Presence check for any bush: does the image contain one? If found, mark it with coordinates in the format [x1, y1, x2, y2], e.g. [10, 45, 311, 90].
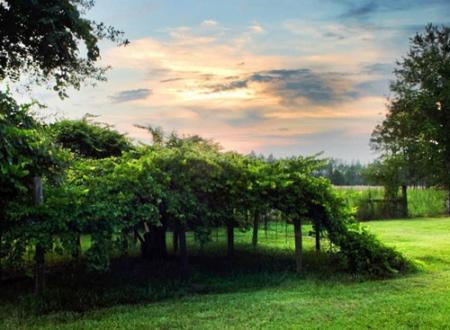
[334, 226, 411, 277]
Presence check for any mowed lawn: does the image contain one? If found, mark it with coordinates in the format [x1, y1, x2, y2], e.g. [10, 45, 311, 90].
[2, 218, 450, 329]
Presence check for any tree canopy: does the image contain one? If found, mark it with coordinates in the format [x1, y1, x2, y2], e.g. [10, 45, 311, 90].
[0, 0, 127, 97]
[51, 116, 132, 158]
[371, 24, 450, 208]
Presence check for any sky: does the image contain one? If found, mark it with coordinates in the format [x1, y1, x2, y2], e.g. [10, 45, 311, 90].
[24, 0, 450, 161]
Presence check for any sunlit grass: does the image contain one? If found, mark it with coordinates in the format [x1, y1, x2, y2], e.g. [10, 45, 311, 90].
[1, 217, 450, 329]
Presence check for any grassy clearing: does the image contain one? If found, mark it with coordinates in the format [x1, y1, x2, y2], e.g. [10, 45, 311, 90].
[1, 218, 450, 329]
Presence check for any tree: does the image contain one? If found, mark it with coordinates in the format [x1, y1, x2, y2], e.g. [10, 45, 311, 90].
[0, 0, 127, 98]
[371, 24, 450, 212]
[364, 156, 409, 218]
[0, 91, 67, 290]
[51, 116, 132, 159]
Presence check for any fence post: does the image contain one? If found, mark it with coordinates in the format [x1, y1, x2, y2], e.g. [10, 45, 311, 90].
[401, 185, 408, 217]
[33, 176, 45, 295]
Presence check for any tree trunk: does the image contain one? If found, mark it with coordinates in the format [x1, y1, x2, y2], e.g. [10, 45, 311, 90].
[178, 224, 189, 279]
[264, 213, 268, 239]
[141, 225, 168, 260]
[447, 184, 450, 215]
[121, 229, 129, 257]
[401, 185, 408, 218]
[33, 176, 45, 295]
[0, 227, 3, 281]
[227, 222, 234, 258]
[315, 227, 320, 252]
[252, 210, 259, 248]
[173, 229, 179, 253]
[293, 217, 303, 273]
[34, 245, 45, 295]
[73, 233, 81, 259]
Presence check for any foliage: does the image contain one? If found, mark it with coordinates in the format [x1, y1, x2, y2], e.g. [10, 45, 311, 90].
[334, 225, 409, 276]
[0, 91, 69, 271]
[364, 155, 408, 200]
[2, 112, 411, 286]
[371, 24, 450, 196]
[0, 0, 128, 97]
[51, 116, 132, 159]
[318, 158, 368, 186]
[339, 186, 448, 220]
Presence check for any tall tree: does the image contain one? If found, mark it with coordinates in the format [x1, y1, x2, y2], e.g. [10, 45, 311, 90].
[371, 24, 450, 211]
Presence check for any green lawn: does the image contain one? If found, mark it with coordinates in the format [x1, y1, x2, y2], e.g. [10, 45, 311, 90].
[2, 217, 450, 329]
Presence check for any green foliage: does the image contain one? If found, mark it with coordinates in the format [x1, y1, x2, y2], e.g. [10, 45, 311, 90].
[318, 158, 367, 185]
[0, 0, 128, 97]
[0, 91, 68, 268]
[339, 186, 448, 219]
[51, 116, 132, 159]
[408, 188, 448, 217]
[334, 225, 410, 276]
[2, 107, 410, 279]
[371, 24, 450, 192]
[364, 156, 408, 200]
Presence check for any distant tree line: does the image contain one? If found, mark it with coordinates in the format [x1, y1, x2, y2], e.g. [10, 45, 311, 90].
[316, 159, 368, 186]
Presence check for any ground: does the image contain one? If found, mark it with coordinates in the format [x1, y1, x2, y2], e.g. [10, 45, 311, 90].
[1, 217, 450, 329]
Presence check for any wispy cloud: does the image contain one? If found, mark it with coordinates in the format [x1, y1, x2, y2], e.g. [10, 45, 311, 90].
[110, 88, 152, 103]
[204, 69, 353, 105]
[249, 23, 265, 33]
[201, 19, 218, 27]
[340, 1, 378, 19]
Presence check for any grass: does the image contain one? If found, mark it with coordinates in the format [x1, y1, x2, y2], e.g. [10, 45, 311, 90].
[1, 218, 450, 329]
[338, 186, 448, 219]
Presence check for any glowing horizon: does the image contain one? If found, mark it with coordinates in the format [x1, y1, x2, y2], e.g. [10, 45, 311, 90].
[17, 0, 450, 161]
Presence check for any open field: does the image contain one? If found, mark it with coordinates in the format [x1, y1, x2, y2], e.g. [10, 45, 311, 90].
[1, 217, 450, 329]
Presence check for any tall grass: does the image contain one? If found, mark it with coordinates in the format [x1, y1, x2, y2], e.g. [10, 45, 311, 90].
[337, 186, 448, 219]
[408, 188, 448, 217]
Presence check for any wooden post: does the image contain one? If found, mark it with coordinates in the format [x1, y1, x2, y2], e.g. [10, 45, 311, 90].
[315, 227, 321, 252]
[264, 213, 268, 239]
[173, 229, 179, 253]
[252, 210, 259, 248]
[0, 224, 3, 281]
[227, 222, 234, 258]
[401, 185, 408, 218]
[178, 224, 189, 279]
[447, 184, 450, 215]
[73, 234, 81, 259]
[293, 217, 303, 273]
[33, 176, 45, 295]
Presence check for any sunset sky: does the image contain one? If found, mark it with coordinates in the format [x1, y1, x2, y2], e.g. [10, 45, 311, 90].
[28, 0, 450, 161]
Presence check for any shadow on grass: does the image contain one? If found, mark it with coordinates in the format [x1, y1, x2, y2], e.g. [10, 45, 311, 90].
[0, 245, 351, 314]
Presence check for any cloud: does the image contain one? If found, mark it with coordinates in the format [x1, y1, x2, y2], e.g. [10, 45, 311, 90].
[201, 19, 218, 27]
[340, 1, 378, 19]
[361, 62, 394, 75]
[225, 109, 268, 127]
[160, 77, 183, 83]
[353, 79, 390, 97]
[339, 0, 450, 20]
[249, 23, 265, 33]
[203, 68, 352, 105]
[110, 88, 152, 103]
[101, 27, 392, 160]
[206, 80, 248, 93]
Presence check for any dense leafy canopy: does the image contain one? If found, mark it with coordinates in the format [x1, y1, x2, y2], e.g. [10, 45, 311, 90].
[0, 0, 127, 97]
[51, 117, 132, 158]
[0, 117, 409, 278]
[371, 24, 450, 197]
